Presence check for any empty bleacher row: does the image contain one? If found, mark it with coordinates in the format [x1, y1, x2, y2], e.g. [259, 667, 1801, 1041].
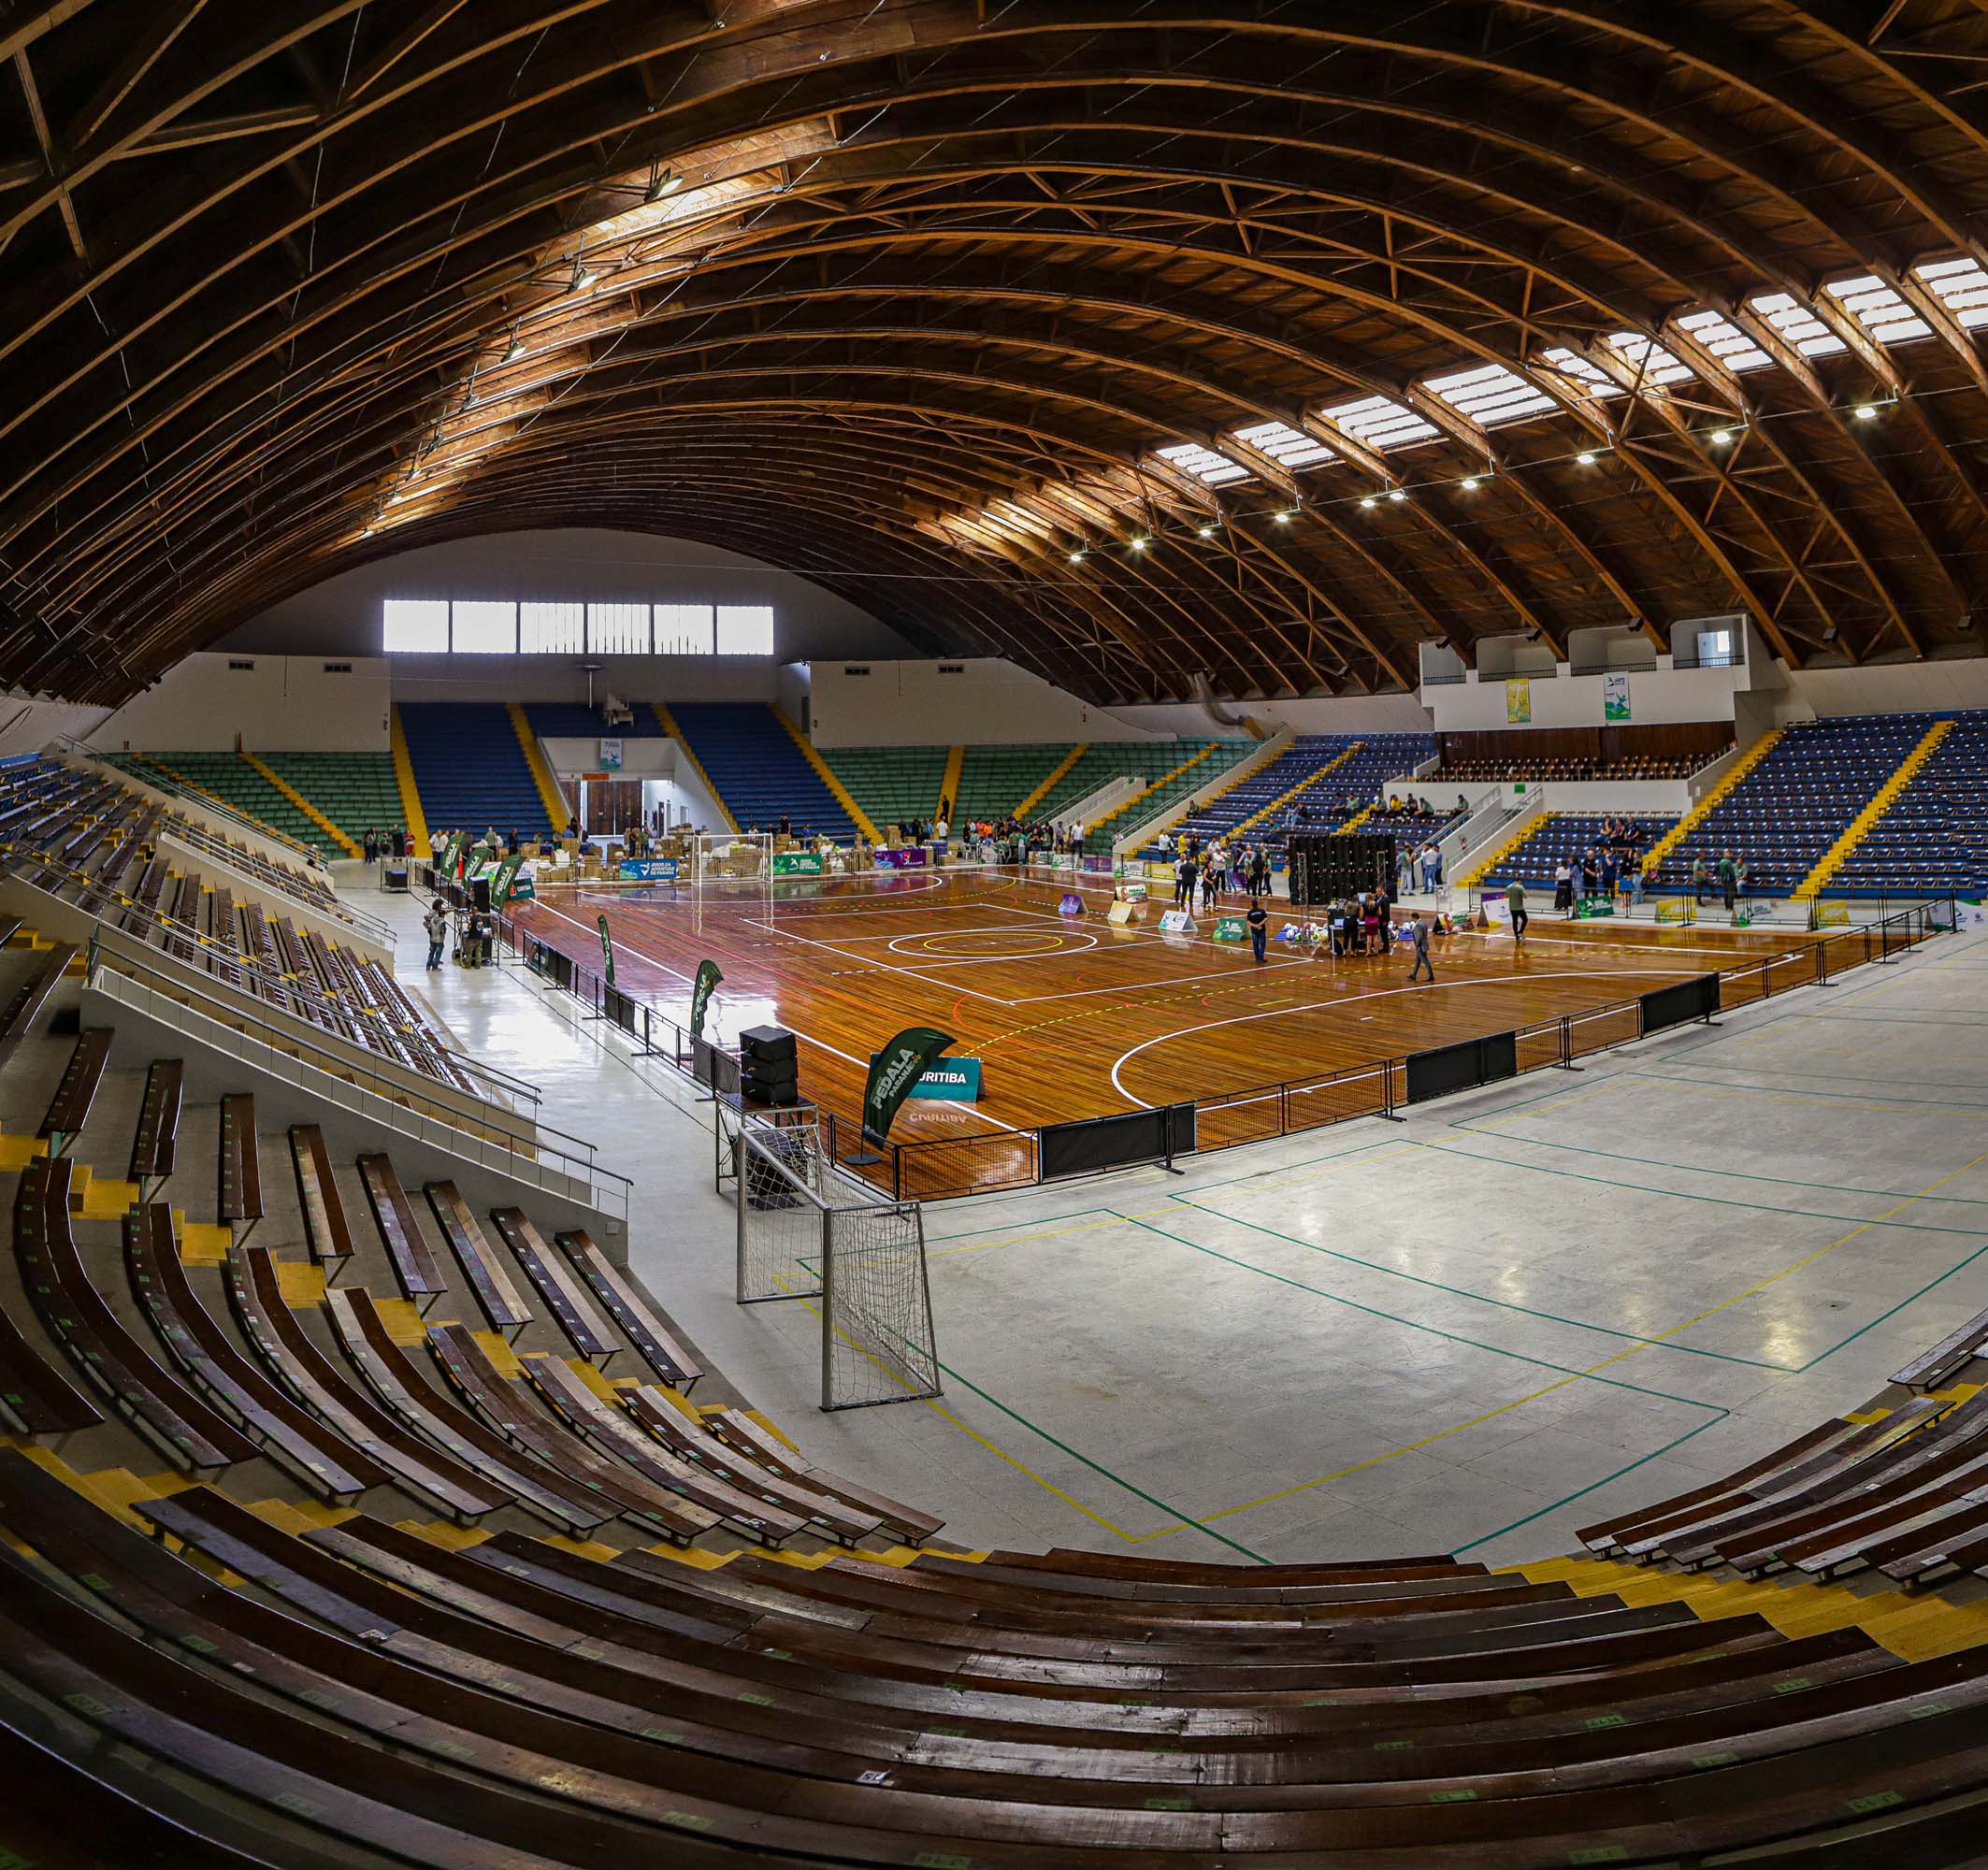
[1657, 714, 1934, 899]
[0, 756, 476, 1097]
[1831, 711, 1988, 899]
[1161, 733, 1358, 852]
[820, 743, 950, 833]
[668, 701, 857, 840]
[954, 742, 1080, 821]
[261, 751, 405, 848]
[397, 702, 556, 843]
[1433, 751, 1721, 783]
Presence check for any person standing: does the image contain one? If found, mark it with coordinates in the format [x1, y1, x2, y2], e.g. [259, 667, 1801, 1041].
[423, 898, 448, 971]
[1406, 912, 1435, 984]
[1175, 851, 1196, 911]
[1246, 895, 1269, 965]
[1719, 848, 1738, 912]
[1553, 858, 1573, 915]
[1693, 856, 1711, 905]
[1506, 877, 1529, 944]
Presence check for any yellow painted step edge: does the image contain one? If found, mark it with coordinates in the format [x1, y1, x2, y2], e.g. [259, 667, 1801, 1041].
[387, 706, 432, 859]
[653, 702, 740, 834]
[506, 702, 573, 834]
[237, 749, 361, 857]
[769, 702, 880, 844]
[1013, 744, 1088, 819]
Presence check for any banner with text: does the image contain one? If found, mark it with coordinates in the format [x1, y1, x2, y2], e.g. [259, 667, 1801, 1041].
[861, 1027, 956, 1144]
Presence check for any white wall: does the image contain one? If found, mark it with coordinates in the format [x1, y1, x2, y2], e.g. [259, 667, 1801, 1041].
[805, 658, 1171, 747]
[88, 654, 391, 752]
[221, 527, 915, 664]
[1779, 654, 1988, 720]
[1424, 661, 1751, 731]
[0, 691, 112, 755]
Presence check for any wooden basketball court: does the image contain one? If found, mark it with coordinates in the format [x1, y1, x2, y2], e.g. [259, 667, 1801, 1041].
[511, 866, 1823, 1157]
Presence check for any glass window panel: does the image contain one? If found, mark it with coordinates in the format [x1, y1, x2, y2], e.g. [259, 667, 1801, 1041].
[519, 601, 583, 654]
[585, 602, 649, 654]
[714, 606, 774, 656]
[382, 599, 449, 654]
[653, 604, 714, 655]
[450, 600, 516, 654]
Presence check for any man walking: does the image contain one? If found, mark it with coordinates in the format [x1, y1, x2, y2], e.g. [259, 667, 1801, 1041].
[1506, 877, 1529, 944]
[423, 898, 448, 971]
[1246, 895, 1269, 965]
[1406, 912, 1435, 984]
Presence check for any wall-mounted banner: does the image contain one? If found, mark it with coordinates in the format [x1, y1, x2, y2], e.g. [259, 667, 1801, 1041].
[1603, 669, 1632, 722]
[872, 846, 929, 870]
[689, 957, 723, 1038]
[771, 850, 824, 876]
[1059, 892, 1085, 916]
[596, 913, 615, 988]
[872, 1053, 983, 1101]
[599, 736, 623, 771]
[617, 856, 679, 882]
[862, 1027, 956, 1143]
[1506, 677, 1532, 725]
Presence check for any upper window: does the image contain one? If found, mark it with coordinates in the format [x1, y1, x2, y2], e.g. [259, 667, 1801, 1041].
[715, 606, 774, 656]
[450, 600, 517, 654]
[585, 603, 649, 654]
[654, 604, 714, 655]
[382, 599, 449, 654]
[519, 601, 584, 654]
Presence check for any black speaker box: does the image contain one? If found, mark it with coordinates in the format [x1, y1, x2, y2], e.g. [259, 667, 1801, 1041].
[740, 1025, 797, 1065]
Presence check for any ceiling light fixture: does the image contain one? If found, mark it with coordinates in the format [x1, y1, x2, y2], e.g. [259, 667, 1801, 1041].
[1853, 402, 1879, 421]
[569, 255, 598, 293]
[1130, 537, 1149, 551]
[1274, 508, 1292, 524]
[501, 326, 524, 363]
[1710, 426, 1736, 445]
[1198, 524, 1217, 538]
[1576, 450, 1597, 466]
[1360, 495, 1377, 509]
[1387, 486, 1406, 502]
[645, 163, 682, 204]
[1069, 548, 1087, 563]
[1461, 475, 1480, 491]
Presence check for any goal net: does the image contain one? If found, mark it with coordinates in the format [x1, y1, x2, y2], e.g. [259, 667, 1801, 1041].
[690, 830, 773, 933]
[734, 1122, 941, 1411]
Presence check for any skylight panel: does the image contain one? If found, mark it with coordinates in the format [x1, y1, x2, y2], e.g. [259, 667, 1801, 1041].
[1674, 309, 1774, 373]
[1606, 332, 1694, 386]
[1916, 256, 1988, 329]
[1231, 420, 1334, 469]
[1749, 292, 1847, 357]
[654, 604, 714, 655]
[714, 606, 774, 657]
[1420, 362, 1557, 427]
[1155, 441, 1253, 486]
[519, 601, 584, 654]
[1537, 347, 1625, 398]
[585, 602, 650, 655]
[450, 600, 517, 654]
[1823, 274, 1931, 347]
[1320, 395, 1440, 451]
[382, 599, 449, 654]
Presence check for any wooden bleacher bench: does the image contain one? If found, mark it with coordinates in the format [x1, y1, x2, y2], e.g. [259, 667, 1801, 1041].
[122, 1202, 380, 1503]
[554, 1229, 701, 1391]
[225, 1246, 497, 1523]
[422, 1180, 531, 1334]
[37, 1025, 111, 1151]
[619, 1384, 881, 1544]
[323, 1287, 611, 1536]
[426, 1325, 720, 1545]
[354, 1154, 446, 1311]
[127, 1056, 182, 1187]
[1893, 1302, 1988, 1391]
[704, 1404, 945, 1545]
[13, 1157, 251, 1472]
[487, 1205, 616, 1364]
[217, 1092, 262, 1233]
[517, 1354, 796, 1544]
[0, 942, 76, 1072]
[287, 1123, 353, 1273]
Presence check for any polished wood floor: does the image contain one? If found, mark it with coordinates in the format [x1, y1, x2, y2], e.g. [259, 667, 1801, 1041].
[511, 867, 1825, 1145]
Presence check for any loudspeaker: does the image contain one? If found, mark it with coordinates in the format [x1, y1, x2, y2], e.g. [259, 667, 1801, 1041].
[1288, 833, 1397, 906]
[471, 877, 492, 912]
[740, 1026, 797, 1065]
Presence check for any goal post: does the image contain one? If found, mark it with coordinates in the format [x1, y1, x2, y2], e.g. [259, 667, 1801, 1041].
[733, 1122, 941, 1411]
[690, 829, 773, 931]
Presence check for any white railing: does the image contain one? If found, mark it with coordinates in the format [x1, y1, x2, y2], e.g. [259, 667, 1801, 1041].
[1445, 785, 1543, 877]
[84, 943, 627, 1222]
[1112, 726, 1294, 856]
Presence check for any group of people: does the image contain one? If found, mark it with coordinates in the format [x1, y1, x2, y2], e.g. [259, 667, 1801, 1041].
[1167, 836, 1275, 909]
[1691, 849, 1750, 910]
[360, 827, 411, 862]
[421, 895, 495, 971]
[1395, 840, 1447, 896]
[1549, 818, 1654, 913]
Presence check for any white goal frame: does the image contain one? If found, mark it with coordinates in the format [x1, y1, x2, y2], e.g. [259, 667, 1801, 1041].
[689, 830, 773, 931]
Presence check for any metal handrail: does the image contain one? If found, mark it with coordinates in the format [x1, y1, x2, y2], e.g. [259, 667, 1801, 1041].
[57, 737, 325, 865]
[84, 935, 621, 1203]
[4, 845, 536, 1108]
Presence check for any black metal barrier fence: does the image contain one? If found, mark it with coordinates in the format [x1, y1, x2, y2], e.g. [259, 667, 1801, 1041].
[499, 897, 1957, 1203]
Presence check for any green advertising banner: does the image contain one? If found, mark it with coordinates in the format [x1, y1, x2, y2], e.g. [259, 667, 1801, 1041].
[596, 913, 615, 988]
[861, 1027, 955, 1144]
[489, 852, 528, 905]
[439, 830, 465, 878]
[771, 850, 824, 877]
[689, 958, 723, 1038]
[1212, 914, 1247, 943]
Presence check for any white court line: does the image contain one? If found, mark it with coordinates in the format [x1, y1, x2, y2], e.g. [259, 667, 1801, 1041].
[524, 902, 1010, 1129]
[1107, 969, 1704, 1108]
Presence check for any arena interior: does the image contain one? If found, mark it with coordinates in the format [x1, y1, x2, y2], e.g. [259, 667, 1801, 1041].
[9, 3, 1988, 1863]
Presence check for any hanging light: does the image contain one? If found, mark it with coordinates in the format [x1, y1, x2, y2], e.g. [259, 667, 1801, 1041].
[1197, 524, 1217, 538]
[1360, 495, 1377, 509]
[1461, 475, 1480, 491]
[1576, 450, 1597, 466]
[1853, 402, 1879, 421]
[569, 255, 598, 293]
[1274, 508, 1293, 524]
[1387, 486, 1406, 503]
[1130, 536, 1149, 551]
[1069, 548, 1087, 563]
[1710, 426, 1735, 446]
[501, 325, 524, 363]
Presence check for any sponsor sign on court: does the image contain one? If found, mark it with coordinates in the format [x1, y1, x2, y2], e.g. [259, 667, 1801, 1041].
[1059, 892, 1085, 916]
[1159, 910, 1196, 934]
[872, 846, 929, 870]
[870, 1053, 983, 1100]
[1212, 914, 1247, 942]
[617, 857, 679, 881]
[1107, 900, 1142, 925]
[771, 851, 824, 876]
[1115, 881, 1148, 902]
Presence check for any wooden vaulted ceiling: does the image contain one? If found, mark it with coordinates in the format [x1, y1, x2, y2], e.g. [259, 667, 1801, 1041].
[7, 2, 1988, 708]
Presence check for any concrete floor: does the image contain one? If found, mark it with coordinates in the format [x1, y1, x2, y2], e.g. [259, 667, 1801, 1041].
[364, 865, 1988, 1570]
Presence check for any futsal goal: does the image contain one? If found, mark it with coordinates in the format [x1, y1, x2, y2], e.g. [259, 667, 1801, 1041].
[689, 829, 773, 931]
[734, 1120, 941, 1411]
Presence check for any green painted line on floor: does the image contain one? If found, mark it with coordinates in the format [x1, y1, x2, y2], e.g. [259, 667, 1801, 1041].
[1452, 1421, 1720, 1555]
[1626, 1068, 1988, 1114]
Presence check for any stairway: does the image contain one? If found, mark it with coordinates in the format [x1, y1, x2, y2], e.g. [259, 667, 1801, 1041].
[1642, 729, 1783, 879]
[395, 703, 557, 842]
